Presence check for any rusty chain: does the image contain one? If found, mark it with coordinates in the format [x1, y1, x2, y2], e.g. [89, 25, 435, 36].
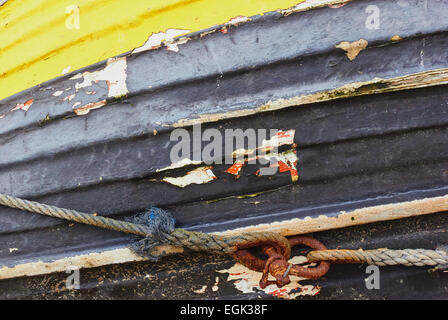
[233, 235, 448, 289]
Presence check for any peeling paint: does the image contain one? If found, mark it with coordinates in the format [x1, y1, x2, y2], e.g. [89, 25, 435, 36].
[281, 0, 351, 15]
[226, 130, 298, 182]
[73, 99, 107, 116]
[71, 56, 128, 99]
[162, 166, 217, 188]
[258, 149, 299, 182]
[132, 29, 190, 54]
[11, 99, 34, 112]
[172, 68, 448, 128]
[226, 161, 244, 176]
[218, 256, 320, 299]
[52, 90, 64, 97]
[63, 94, 75, 102]
[166, 37, 191, 53]
[9, 248, 18, 253]
[156, 158, 203, 173]
[225, 16, 251, 27]
[336, 39, 368, 61]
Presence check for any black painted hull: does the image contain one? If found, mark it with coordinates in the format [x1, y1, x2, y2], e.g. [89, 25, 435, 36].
[0, 0, 447, 299]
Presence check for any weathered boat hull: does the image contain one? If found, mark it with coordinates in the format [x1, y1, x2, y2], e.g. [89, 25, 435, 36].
[0, 0, 447, 299]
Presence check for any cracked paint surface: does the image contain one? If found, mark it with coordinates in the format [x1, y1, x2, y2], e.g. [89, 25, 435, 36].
[218, 256, 320, 299]
[227, 130, 299, 182]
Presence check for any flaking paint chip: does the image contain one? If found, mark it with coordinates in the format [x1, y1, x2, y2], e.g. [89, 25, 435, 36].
[336, 39, 368, 61]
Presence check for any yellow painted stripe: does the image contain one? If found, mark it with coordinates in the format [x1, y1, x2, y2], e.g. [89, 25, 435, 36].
[0, 0, 304, 101]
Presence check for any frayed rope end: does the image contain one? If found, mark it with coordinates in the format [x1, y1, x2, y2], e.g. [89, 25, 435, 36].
[129, 207, 176, 261]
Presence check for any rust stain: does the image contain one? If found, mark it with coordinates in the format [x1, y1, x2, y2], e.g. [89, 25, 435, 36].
[156, 158, 203, 172]
[336, 39, 368, 61]
[391, 35, 403, 42]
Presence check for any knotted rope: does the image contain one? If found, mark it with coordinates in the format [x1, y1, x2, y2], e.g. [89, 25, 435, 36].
[0, 193, 290, 261]
[0, 192, 447, 272]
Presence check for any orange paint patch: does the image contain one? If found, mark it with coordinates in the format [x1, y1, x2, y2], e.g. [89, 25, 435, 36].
[11, 99, 34, 112]
[226, 161, 244, 175]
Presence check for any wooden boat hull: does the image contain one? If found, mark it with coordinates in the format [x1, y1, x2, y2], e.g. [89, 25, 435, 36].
[0, 0, 447, 299]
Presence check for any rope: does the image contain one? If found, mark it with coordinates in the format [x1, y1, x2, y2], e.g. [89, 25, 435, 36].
[307, 248, 448, 267]
[0, 192, 447, 269]
[0, 193, 152, 237]
[0, 193, 290, 260]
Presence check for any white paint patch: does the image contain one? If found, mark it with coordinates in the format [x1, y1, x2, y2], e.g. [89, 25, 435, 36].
[218, 256, 320, 299]
[71, 57, 128, 98]
[132, 29, 190, 54]
[9, 248, 18, 253]
[225, 16, 251, 26]
[73, 100, 107, 116]
[52, 90, 64, 97]
[156, 158, 203, 172]
[162, 166, 217, 188]
[166, 37, 190, 52]
[72, 102, 81, 109]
